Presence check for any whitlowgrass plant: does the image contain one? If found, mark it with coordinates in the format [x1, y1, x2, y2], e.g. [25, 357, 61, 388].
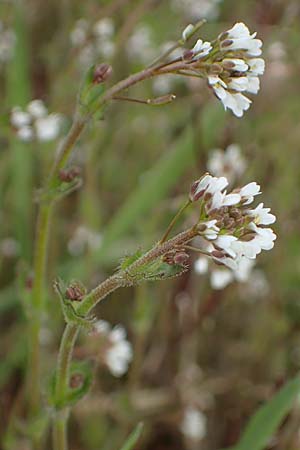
[17, 19, 276, 450]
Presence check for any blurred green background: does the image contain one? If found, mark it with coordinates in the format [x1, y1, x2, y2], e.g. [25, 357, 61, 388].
[1, 0, 300, 449]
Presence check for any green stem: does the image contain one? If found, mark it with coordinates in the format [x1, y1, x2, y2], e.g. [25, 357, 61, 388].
[53, 227, 198, 450]
[52, 409, 69, 450]
[27, 117, 87, 417]
[28, 202, 52, 416]
[159, 199, 191, 244]
[53, 325, 78, 450]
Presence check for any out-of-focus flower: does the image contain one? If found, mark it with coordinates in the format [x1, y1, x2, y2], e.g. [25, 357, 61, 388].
[10, 100, 63, 142]
[92, 321, 133, 377]
[27, 99, 48, 119]
[68, 226, 102, 256]
[126, 25, 155, 64]
[0, 238, 19, 258]
[70, 19, 89, 46]
[172, 0, 222, 20]
[70, 17, 115, 64]
[190, 173, 276, 271]
[194, 254, 255, 290]
[207, 144, 246, 183]
[35, 114, 62, 142]
[181, 406, 207, 441]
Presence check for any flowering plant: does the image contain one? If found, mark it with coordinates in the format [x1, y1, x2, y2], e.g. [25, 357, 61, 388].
[4, 9, 289, 450]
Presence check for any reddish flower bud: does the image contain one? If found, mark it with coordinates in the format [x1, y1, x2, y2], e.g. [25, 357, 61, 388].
[174, 251, 189, 265]
[93, 63, 113, 84]
[65, 282, 86, 301]
[59, 167, 81, 183]
[69, 373, 84, 389]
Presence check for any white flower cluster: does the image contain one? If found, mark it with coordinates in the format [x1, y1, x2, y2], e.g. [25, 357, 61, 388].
[182, 22, 265, 117]
[172, 0, 222, 20]
[209, 23, 264, 117]
[207, 144, 246, 184]
[70, 18, 115, 66]
[0, 21, 15, 64]
[181, 406, 207, 441]
[93, 321, 133, 377]
[190, 173, 276, 271]
[10, 99, 63, 142]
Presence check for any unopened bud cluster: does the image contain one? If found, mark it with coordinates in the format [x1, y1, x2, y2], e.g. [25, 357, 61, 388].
[181, 22, 265, 117]
[190, 173, 276, 270]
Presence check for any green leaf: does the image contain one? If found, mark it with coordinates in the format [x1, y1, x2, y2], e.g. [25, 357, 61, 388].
[96, 128, 195, 262]
[142, 260, 188, 281]
[229, 375, 300, 450]
[119, 249, 144, 271]
[50, 361, 94, 409]
[119, 423, 144, 450]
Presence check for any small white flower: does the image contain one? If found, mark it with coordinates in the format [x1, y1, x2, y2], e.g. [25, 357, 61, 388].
[27, 99, 47, 118]
[11, 107, 31, 128]
[93, 321, 133, 377]
[94, 320, 111, 334]
[127, 25, 155, 63]
[194, 256, 209, 274]
[35, 114, 62, 141]
[70, 19, 88, 46]
[106, 325, 133, 377]
[214, 235, 238, 258]
[222, 58, 249, 72]
[17, 126, 33, 141]
[233, 257, 255, 282]
[239, 182, 261, 204]
[207, 144, 246, 182]
[247, 202, 276, 225]
[192, 39, 212, 59]
[206, 176, 228, 195]
[211, 269, 233, 289]
[220, 22, 262, 57]
[181, 407, 207, 441]
[182, 24, 194, 41]
[0, 238, 19, 257]
[93, 18, 114, 39]
[208, 76, 252, 117]
[202, 220, 220, 240]
[247, 58, 265, 75]
[248, 223, 277, 250]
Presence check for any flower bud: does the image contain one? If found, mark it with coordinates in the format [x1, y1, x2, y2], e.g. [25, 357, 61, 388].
[69, 373, 84, 389]
[59, 166, 81, 183]
[93, 63, 113, 84]
[65, 281, 87, 301]
[174, 251, 190, 265]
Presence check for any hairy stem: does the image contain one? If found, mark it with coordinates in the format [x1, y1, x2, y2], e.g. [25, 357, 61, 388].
[28, 117, 87, 419]
[53, 226, 198, 450]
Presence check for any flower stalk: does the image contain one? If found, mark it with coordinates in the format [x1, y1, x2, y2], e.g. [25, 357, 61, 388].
[52, 226, 199, 450]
